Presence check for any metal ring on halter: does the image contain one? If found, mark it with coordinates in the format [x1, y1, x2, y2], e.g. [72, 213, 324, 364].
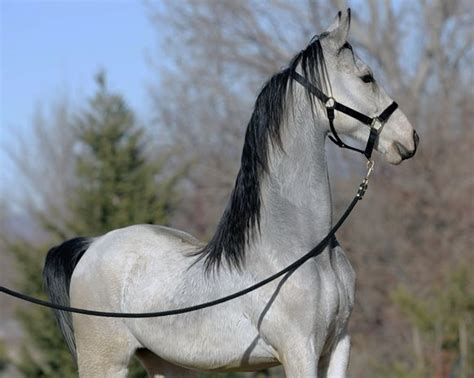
[370, 117, 383, 132]
[325, 97, 336, 109]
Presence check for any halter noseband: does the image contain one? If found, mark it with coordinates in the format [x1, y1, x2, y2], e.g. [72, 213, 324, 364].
[290, 71, 398, 160]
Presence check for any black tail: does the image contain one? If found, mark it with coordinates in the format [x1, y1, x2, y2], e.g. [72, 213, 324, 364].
[43, 237, 91, 361]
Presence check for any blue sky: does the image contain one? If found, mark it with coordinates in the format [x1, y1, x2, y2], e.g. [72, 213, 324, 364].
[0, 0, 406, 202]
[1, 0, 158, 193]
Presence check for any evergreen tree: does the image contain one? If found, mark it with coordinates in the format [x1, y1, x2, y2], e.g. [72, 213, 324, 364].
[8, 72, 181, 377]
[71, 72, 177, 236]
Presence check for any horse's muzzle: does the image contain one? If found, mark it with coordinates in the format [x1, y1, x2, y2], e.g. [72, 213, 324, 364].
[397, 130, 419, 161]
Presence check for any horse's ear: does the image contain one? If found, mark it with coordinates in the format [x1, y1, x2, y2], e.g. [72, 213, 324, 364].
[326, 10, 342, 33]
[325, 8, 351, 49]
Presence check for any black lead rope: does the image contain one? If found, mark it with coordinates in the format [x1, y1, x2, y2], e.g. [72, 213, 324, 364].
[290, 71, 398, 159]
[0, 164, 374, 318]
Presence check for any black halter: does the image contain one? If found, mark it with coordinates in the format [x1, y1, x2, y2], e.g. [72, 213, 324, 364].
[291, 71, 398, 160]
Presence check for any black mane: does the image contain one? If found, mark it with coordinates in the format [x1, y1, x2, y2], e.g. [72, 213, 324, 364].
[195, 38, 329, 272]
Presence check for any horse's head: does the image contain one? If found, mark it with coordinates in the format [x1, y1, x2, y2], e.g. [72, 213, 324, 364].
[319, 9, 418, 164]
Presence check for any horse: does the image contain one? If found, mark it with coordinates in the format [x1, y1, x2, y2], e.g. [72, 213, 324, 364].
[43, 9, 418, 378]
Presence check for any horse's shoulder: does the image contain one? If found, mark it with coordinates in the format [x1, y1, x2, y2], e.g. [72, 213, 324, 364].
[330, 240, 354, 276]
[329, 239, 355, 307]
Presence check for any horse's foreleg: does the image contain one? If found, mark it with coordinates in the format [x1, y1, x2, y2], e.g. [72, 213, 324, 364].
[325, 332, 351, 378]
[280, 340, 321, 378]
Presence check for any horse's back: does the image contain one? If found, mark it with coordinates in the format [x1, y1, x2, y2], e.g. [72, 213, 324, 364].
[70, 224, 202, 309]
[93, 224, 203, 255]
[140, 224, 203, 247]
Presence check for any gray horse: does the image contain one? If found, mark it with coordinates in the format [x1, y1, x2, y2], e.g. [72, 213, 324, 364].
[43, 9, 417, 378]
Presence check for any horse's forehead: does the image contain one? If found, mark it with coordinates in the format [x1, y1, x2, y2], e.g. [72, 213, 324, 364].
[334, 45, 367, 73]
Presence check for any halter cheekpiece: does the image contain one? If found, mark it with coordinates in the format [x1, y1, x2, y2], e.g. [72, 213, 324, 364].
[290, 71, 398, 160]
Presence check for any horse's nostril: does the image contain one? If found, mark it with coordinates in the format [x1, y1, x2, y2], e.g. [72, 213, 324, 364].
[395, 139, 416, 161]
[395, 142, 409, 159]
[413, 130, 420, 149]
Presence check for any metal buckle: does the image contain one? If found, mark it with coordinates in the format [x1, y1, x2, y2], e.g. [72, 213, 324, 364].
[325, 97, 336, 109]
[370, 117, 383, 132]
[357, 160, 375, 199]
[366, 159, 375, 179]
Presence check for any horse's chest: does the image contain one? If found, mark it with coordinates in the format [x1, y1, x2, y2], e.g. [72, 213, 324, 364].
[326, 246, 356, 335]
[296, 248, 355, 339]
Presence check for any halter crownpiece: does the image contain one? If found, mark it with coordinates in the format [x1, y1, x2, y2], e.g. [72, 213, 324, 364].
[290, 71, 398, 160]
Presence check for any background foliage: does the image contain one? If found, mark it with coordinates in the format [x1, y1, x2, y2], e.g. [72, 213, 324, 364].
[2, 74, 181, 377]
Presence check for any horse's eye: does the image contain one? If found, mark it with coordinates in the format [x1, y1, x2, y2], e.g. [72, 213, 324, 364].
[361, 73, 375, 83]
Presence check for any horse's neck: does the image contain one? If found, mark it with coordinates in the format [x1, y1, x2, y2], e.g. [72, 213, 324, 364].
[252, 113, 332, 268]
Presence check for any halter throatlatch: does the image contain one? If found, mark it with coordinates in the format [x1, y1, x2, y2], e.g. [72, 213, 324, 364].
[290, 71, 398, 160]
